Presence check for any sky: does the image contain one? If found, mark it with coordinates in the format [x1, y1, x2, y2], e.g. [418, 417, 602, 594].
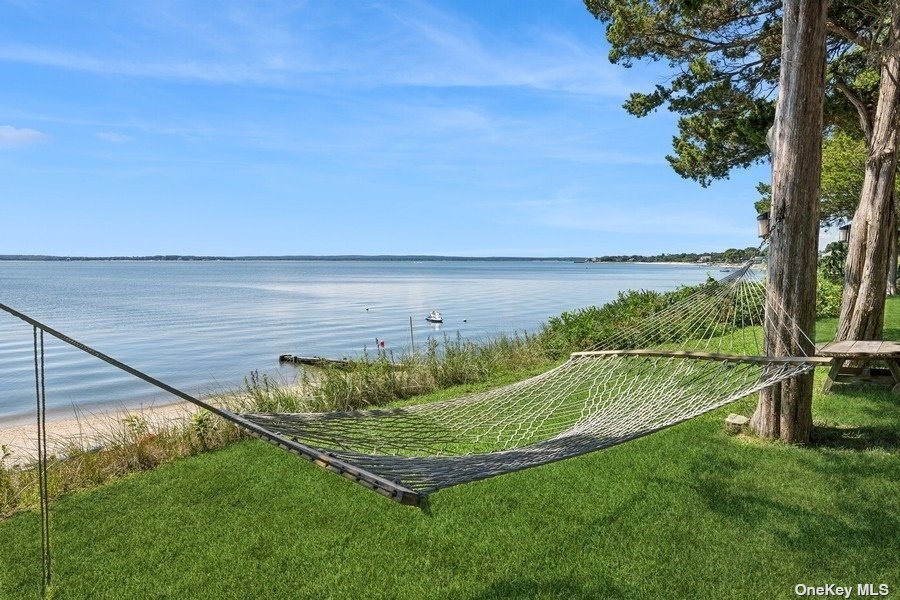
[0, 0, 782, 257]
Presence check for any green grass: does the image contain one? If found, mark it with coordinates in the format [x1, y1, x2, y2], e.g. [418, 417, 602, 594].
[1, 307, 898, 598]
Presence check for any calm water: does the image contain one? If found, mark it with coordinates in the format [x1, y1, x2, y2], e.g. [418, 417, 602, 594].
[0, 260, 716, 423]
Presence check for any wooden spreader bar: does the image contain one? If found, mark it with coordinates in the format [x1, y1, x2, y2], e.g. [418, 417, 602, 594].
[246, 432, 423, 506]
[571, 349, 834, 365]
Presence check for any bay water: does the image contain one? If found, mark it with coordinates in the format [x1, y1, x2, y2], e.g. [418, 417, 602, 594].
[0, 260, 716, 423]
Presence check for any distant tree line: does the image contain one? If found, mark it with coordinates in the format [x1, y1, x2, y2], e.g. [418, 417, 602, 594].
[588, 247, 762, 264]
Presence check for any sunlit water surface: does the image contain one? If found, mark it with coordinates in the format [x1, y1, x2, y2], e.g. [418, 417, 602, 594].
[0, 260, 717, 423]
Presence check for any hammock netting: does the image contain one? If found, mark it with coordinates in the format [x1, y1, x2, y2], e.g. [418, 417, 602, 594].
[240, 263, 820, 501]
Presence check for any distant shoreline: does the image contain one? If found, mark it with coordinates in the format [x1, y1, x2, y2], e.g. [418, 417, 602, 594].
[2, 254, 585, 262]
[0, 255, 745, 264]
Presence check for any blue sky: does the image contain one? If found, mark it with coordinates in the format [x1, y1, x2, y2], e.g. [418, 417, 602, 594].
[0, 0, 775, 257]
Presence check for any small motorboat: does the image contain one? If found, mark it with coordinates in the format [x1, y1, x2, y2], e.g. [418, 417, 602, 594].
[425, 310, 443, 323]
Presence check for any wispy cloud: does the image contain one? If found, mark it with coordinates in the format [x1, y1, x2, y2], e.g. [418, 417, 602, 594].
[0, 124, 47, 148]
[370, 2, 629, 96]
[95, 131, 131, 143]
[0, 43, 298, 85]
[519, 194, 747, 237]
[0, 1, 629, 96]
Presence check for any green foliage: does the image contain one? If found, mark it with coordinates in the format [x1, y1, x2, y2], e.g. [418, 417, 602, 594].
[816, 275, 844, 319]
[591, 246, 759, 263]
[826, 46, 881, 132]
[121, 414, 149, 440]
[241, 370, 308, 413]
[540, 289, 671, 355]
[311, 333, 548, 413]
[190, 411, 215, 451]
[539, 278, 732, 355]
[584, 0, 891, 185]
[822, 131, 867, 226]
[819, 241, 849, 284]
[816, 242, 848, 318]
[754, 182, 771, 216]
[758, 129, 900, 225]
[585, 0, 781, 185]
[820, 129, 900, 226]
[542, 269, 845, 357]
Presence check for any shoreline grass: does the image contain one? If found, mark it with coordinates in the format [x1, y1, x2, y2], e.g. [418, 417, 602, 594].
[0, 332, 554, 518]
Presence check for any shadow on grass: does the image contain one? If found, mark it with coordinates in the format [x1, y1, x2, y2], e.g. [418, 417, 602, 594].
[469, 576, 623, 599]
[652, 430, 900, 566]
[811, 424, 900, 452]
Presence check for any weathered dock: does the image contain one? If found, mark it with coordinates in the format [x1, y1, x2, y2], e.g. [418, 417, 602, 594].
[279, 354, 353, 369]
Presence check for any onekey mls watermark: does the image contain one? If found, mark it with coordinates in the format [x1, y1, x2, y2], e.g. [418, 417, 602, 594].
[794, 583, 891, 598]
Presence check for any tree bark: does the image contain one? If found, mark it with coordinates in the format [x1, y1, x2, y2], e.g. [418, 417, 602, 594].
[888, 197, 897, 296]
[751, 0, 825, 443]
[837, 0, 900, 339]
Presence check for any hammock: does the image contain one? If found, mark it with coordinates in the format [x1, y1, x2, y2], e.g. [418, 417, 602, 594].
[237, 263, 822, 504]
[0, 262, 823, 508]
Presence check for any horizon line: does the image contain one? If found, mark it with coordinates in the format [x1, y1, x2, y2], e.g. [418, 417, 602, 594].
[0, 250, 750, 262]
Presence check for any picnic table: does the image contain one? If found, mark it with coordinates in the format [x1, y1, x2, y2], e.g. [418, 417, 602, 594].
[817, 340, 900, 393]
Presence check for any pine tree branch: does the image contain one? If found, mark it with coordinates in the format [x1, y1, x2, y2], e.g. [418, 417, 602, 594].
[834, 78, 874, 141]
[826, 21, 872, 49]
[658, 28, 764, 53]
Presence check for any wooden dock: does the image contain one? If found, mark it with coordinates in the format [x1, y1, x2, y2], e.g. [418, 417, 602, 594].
[279, 354, 353, 369]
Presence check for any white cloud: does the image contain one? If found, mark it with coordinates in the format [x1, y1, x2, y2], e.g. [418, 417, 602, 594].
[0, 124, 47, 148]
[366, 1, 630, 96]
[0, 2, 631, 96]
[95, 131, 131, 143]
[0, 43, 296, 85]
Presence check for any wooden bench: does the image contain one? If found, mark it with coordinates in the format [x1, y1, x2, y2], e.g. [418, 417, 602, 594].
[817, 340, 900, 393]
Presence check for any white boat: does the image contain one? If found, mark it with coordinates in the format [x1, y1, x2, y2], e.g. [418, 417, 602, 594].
[425, 310, 443, 323]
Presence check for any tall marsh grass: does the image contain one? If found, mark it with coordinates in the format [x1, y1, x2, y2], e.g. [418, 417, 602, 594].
[0, 332, 547, 517]
[0, 372, 313, 518]
[311, 332, 547, 412]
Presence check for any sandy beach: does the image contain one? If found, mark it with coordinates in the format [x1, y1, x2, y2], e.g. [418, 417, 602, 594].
[0, 400, 200, 465]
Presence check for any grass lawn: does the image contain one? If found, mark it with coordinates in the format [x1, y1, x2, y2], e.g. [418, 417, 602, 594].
[1, 309, 898, 598]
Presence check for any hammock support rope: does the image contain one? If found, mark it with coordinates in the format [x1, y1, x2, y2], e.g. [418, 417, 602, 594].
[32, 327, 51, 596]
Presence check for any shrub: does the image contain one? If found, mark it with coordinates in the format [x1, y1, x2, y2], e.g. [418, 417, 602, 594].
[816, 274, 843, 318]
[309, 332, 546, 413]
[538, 278, 734, 356]
[819, 242, 848, 284]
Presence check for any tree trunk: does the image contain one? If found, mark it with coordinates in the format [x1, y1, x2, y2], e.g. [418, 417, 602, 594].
[837, 1, 900, 339]
[750, 0, 825, 443]
[888, 197, 897, 296]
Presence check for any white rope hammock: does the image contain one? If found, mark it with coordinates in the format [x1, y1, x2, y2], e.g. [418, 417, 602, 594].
[241, 263, 822, 501]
